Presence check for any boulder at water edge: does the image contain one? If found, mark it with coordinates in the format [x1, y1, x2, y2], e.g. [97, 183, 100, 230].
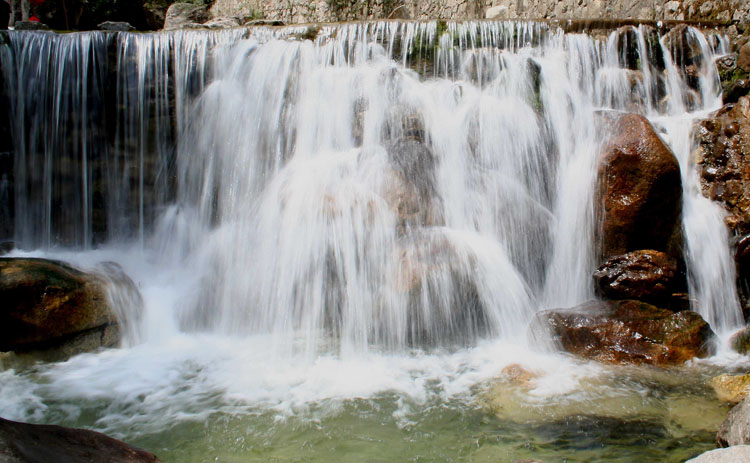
[711, 374, 750, 404]
[718, 396, 750, 447]
[530, 300, 714, 365]
[597, 113, 682, 261]
[0, 417, 160, 463]
[686, 445, 750, 463]
[593, 249, 682, 303]
[0, 258, 136, 362]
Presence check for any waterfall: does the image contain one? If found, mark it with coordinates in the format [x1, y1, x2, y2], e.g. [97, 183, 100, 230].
[0, 21, 743, 355]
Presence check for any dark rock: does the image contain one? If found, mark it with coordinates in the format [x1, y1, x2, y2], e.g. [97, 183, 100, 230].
[596, 112, 683, 260]
[0, 258, 126, 355]
[97, 21, 135, 31]
[718, 397, 750, 447]
[12, 21, 49, 30]
[0, 417, 160, 463]
[730, 326, 750, 355]
[163, 3, 209, 30]
[696, 96, 750, 236]
[530, 300, 714, 365]
[716, 53, 750, 104]
[662, 24, 703, 68]
[593, 250, 681, 303]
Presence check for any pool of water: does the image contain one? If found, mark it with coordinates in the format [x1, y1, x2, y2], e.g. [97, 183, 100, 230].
[0, 337, 743, 463]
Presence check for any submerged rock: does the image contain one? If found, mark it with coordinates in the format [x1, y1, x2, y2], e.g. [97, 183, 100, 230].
[718, 397, 750, 447]
[687, 445, 750, 463]
[0, 258, 139, 362]
[596, 112, 682, 261]
[711, 374, 750, 404]
[0, 417, 160, 462]
[593, 249, 682, 303]
[530, 300, 714, 365]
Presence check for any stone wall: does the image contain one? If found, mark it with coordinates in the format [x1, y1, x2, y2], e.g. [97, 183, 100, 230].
[207, 0, 750, 25]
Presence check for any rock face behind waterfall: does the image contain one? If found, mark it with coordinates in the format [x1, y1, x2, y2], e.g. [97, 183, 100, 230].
[696, 96, 750, 236]
[697, 96, 750, 316]
[0, 258, 139, 362]
[530, 300, 714, 365]
[596, 113, 683, 261]
[0, 417, 161, 463]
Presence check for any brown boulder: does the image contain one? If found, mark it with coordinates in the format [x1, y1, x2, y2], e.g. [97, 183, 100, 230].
[0, 417, 160, 463]
[696, 96, 750, 236]
[593, 250, 682, 303]
[597, 113, 683, 260]
[530, 300, 714, 365]
[0, 258, 131, 356]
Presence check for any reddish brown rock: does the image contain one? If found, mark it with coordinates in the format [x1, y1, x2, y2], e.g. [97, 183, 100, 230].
[0, 258, 124, 354]
[593, 249, 682, 303]
[530, 300, 714, 365]
[597, 113, 683, 260]
[0, 417, 160, 463]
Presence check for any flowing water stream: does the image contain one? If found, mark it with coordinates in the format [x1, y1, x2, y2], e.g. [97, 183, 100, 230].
[0, 21, 748, 462]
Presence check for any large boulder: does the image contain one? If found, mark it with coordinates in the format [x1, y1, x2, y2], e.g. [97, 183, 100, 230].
[163, 3, 209, 30]
[0, 417, 160, 463]
[711, 374, 750, 404]
[696, 96, 750, 236]
[530, 300, 714, 365]
[596, 113, 682, 261]
[0, 258, 139, 361]
[687, 446, 750, 463]
[718, 397, 750, 447]
[593, 249, 682, 303]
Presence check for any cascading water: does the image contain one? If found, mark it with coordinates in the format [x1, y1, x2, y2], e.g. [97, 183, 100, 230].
[0, 21, 747, 462]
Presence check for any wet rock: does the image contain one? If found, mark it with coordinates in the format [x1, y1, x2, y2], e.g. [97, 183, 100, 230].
[13, 21, 49, 30]
[163, 3, 209, 30]
[383, 138, 443, 234]
[0, 417, 160, 463]
[97, 21, 135, 31]
[687, 445, 750, 462]
[596, 112, 682, 260]
[718, 397, 750, 447]
[395, 233, 487, 345]
[711, 374, 750, 404]
[716, 53, 750, 104]
[730, 325, 750, 354]
[662, 24, 703, 68]
[530, 300, 714, 365]
[0, 258, 137, 359]
[500, 363, 538, 387]
[696, 96, 750, 236]
[593, 250, 681, 303]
